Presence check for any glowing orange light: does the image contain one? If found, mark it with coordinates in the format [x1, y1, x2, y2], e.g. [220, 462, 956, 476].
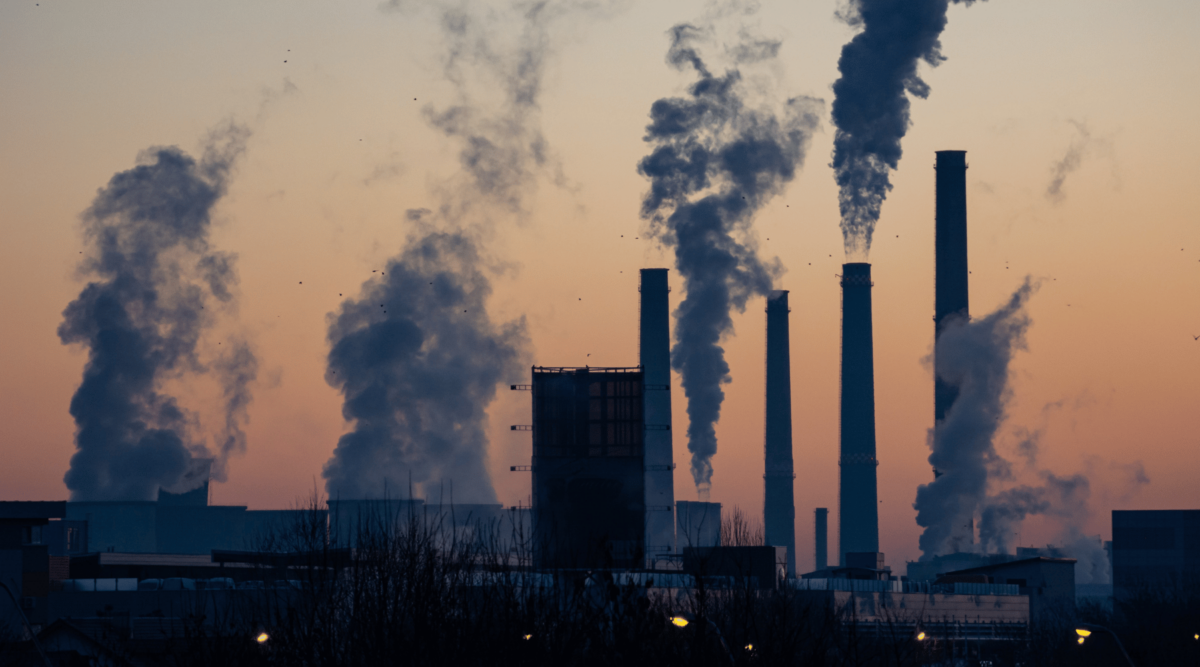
[916, 632, 926, 641]
[1075, 629, 1092, 638]
[523, 634, 532, 641]
[671, 616, 689, 628]
[256, 632, 269, 644]
[1077, 637, 1086, 645]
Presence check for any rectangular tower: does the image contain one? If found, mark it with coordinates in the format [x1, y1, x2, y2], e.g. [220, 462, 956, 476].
[531, 367, 645, 568]
[838, 263, 879, 565]
[764, 291, 796, 577]
[640, 269, 676, 562]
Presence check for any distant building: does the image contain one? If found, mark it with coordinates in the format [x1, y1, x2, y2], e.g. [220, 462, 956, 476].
[1, 501, 67, 628]
[906, 552, 1019, 583]
[1112, 510, 1200, 600]
[530, 366, 646, 569]
[64, 501, 315, 555]
[682, 546, 785, 589]
[939, 557, 1076, 625]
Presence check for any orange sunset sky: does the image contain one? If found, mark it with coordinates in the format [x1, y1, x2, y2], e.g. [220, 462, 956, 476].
[2, 0, 1198, 572]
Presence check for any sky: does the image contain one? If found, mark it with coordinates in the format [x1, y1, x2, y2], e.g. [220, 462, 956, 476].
[2, 0, 1198, 573]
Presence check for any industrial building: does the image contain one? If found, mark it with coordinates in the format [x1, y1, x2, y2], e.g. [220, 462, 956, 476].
[1112, 509, 1200, 600]
[935, 557, 1077, 625]
[520, 268, 680, 570]
[529, 366, 648, 568]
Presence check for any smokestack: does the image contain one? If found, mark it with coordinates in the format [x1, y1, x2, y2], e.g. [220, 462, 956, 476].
[838, 262, 879, 565]
[814, 508, 829, 571]
[932, 150, 973, 547]
[641, 269, 676, 561]
[935, 150, 969, 431]
[764, 291, 796, 577]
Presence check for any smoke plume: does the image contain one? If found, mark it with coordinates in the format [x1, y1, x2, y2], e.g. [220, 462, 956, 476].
[323, 219, 527, 503]
[977, 472, 1117, 584]
[322, 1, 620, 501]
[916, 279, 1145, 583]
[914, 279, 1036, 556]
[59, 124, 256, 500]
[831, 0, 985, 257]
[638, 20, 822, 497]
[977, 471, 1089, 554]
[1045, 120, 1113, 204]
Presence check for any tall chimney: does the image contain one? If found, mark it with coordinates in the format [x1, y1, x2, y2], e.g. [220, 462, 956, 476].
[640, 269, 676, 562]
[838, 262, 879, 565]
[934, 150, 969, 433]
[933, 150, 972, 548]
[814, 507, 829, 571]
[764, 291, 797, 577]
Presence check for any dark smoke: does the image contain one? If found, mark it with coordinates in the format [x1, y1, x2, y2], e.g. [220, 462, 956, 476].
[831, 0, 985, 257]
[322, 219, 527, 503]
[323, 1, 612, 501]
[638, 21, 822, 498]
[914, 279, 1036, 556]
[59, 124, 256, 500]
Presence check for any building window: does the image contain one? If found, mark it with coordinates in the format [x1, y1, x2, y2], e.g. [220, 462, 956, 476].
[21, 525, 43, 545]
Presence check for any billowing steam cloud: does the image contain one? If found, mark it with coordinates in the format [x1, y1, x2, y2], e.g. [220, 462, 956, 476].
[59, 124, 256, 500]
[977, 471, 1089, 554]
[638, 22, 822, 497]
[322, 1, 621, 501]
[977, 473, 1116, 584]
[831, 0, 986, 257]
[322, 220, 527, 503]
[916, 279, 1146, 583]
[914, 279, 1036, 556]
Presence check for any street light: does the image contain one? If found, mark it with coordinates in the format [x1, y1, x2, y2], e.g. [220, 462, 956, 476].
[1075, 623, 1135, 667]
[668, 613, 733, 666]
[256, 632, 270, 644]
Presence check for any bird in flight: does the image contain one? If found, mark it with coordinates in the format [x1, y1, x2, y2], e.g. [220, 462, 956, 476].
[1193, 334, 1200, 341]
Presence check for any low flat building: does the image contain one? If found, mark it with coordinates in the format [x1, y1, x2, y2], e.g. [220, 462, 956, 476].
[939, 556, 1076, 625]
[790, 577, 1029, 641]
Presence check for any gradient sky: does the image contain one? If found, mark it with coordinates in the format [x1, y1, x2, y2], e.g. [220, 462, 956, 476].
[2, 0, 1198, 572]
